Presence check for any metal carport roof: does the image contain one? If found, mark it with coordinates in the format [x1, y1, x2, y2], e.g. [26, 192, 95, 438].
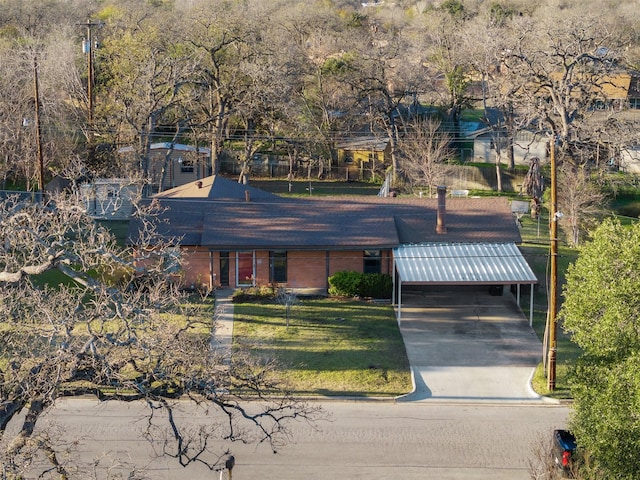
[392, 243, 538, 324]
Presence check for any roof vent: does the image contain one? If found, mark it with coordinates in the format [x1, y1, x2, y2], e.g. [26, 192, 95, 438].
[196, 180, 203, 189]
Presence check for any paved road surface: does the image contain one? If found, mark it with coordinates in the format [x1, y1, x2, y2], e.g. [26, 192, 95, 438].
[43, 398, 569, 480]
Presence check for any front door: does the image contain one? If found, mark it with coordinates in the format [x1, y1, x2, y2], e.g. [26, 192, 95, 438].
[236, 251, 255, 287]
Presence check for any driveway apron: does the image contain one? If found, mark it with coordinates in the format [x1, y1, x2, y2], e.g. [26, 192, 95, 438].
[396, 286, 544, 403]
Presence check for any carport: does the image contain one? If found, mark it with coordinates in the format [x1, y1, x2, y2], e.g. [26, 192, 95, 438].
[392, 243, 538, 325]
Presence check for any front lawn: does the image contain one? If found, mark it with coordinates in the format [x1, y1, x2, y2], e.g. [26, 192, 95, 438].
[232, 299, 412, 397]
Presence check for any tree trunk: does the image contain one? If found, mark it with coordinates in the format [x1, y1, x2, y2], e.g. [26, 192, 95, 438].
[209, 90, 228, 176]
[495, 158, 503, 192]
[507, 140, 515, 171]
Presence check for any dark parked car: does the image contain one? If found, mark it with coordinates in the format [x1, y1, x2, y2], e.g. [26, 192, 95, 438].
[553, 429, 577, 476]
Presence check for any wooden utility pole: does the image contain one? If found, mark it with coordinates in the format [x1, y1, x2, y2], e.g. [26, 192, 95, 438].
[547, 136, 558, 391]
[79, 20, 102, 128]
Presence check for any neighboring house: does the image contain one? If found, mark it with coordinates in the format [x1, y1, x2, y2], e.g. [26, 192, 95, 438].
[619, 146, 640, 174]
[593, 71, 640, 109]
[336, 137, 390, 180]
[118, 142, 211, 193]
[469, 127, 548, 166]
[80, 178, 141, 219]
[128, 176, 537, 319]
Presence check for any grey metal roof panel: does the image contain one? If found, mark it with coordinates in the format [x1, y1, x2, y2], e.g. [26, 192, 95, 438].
[394, 243, 538, 284]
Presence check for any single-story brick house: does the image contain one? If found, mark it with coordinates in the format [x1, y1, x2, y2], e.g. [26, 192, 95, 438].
[128, 175, 537, 320]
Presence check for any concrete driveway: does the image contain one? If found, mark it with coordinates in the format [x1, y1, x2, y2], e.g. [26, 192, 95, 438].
[396, 285, 544, 403]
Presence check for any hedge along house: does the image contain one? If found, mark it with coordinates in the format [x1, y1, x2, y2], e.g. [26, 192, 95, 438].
[127, 176, 537, 321]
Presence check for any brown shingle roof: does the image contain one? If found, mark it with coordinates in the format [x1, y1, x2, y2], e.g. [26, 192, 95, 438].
[130, 189, 521, 250]
[153, 175, 281, 201]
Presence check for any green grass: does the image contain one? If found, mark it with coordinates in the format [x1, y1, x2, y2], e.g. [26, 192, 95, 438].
[232, 299, 412, 397]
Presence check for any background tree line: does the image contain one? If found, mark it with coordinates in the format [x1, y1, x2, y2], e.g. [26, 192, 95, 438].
[1, 1, 639, 208]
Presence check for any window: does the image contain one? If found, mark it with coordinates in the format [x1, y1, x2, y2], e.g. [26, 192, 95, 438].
[363, 250, 381, 274]
[270, 251, 287, 283]
[179, 158, 194, 173]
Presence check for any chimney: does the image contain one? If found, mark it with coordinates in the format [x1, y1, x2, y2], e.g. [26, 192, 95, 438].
[245, 190, 250, 202]
[436, 185, 447, 234]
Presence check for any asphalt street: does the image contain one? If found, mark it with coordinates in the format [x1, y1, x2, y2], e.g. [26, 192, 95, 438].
[44, 398, 569, 480]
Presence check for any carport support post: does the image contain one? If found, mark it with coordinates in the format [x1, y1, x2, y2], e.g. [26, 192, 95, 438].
[529, 284, 534, 327]
[397, 280, 402, 325]
[392, 256, 396, 306]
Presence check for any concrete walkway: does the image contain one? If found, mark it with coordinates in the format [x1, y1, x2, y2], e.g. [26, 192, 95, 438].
[211, 288, 235, 363]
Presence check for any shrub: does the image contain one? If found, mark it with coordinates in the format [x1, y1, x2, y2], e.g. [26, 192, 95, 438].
[328, 271, 392, 299]
[328, 270, 361, 297]
[231, 285, 277, 303]
[359, 273, 392, 299]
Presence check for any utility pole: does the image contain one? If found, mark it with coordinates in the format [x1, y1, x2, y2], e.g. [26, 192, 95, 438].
[79, 19, 103, 129]
[547, 135, 559, 391]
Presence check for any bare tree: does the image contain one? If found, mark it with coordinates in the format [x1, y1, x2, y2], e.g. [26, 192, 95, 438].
[499, 7, 629, 245]
[398, 118, 453, 197]
[0, 10, 83, 191]
[230, 3, 309, 184]
[501, 8, 627, 158]
[460, 11, 527, 190]
[0, 195, 321, 478]
[177, 1, 262, 177]
[289, 4, 358, 174]
[422, 8, 474, 131]
[556, 162, 608, 247]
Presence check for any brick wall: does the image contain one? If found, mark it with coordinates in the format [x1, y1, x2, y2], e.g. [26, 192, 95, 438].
[182, 247, 212, 289]
[185, 248, 393, 291]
